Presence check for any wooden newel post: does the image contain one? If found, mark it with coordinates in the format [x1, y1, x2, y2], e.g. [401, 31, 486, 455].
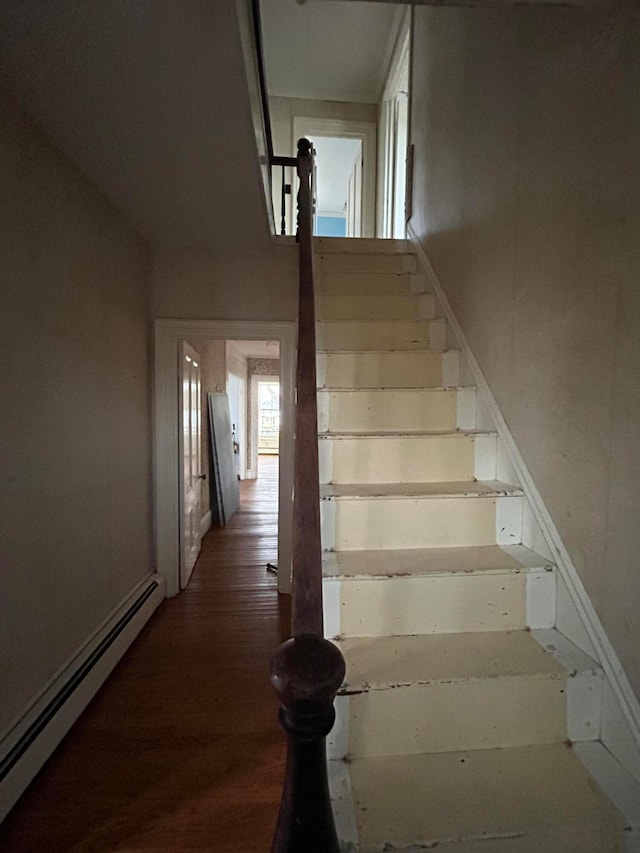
[271, 635, 346, 853]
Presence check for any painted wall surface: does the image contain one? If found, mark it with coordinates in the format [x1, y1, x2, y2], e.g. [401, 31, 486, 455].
[316, 216, 347, 238]
[410, 3, 640, 695]
[151, 246, 298, 321]
[270, 97, 378, 156]
[0, 94, 152, 733]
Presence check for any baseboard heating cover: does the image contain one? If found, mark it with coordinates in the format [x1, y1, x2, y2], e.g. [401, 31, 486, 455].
[0, 573, 165, 821]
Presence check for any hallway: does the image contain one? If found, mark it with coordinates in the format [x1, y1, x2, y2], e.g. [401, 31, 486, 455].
[0, 457, 288, 852]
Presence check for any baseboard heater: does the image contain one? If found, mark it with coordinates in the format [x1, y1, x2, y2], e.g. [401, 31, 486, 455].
[0, 576, 163, 819]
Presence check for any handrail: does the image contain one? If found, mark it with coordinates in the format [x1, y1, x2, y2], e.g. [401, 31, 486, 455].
[250, 0, 300, 235]
[247, 2, 346, 843]
[291, 139, 322, 637]
[250, 0, 274, 165]
[270, 139, 346, 852]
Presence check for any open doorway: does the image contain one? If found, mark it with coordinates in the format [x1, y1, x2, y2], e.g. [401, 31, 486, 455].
[293, 117, 376, 237]
[256, 379, 280, 455]
[310, 135, 362, 237]
[154, 320, 295, 598]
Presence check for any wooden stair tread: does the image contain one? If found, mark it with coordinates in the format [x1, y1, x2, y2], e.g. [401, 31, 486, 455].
[331, 743, 627, 852]
[320, 480, 522, 500]
[322, 544, 553, 578]
[336, 629, 577, 689]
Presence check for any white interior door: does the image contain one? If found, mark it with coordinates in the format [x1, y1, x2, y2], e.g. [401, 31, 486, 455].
[179, 341, 202, 588]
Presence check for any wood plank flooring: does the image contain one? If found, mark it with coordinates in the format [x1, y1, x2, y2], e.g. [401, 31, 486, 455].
[0, 457, 289, 852]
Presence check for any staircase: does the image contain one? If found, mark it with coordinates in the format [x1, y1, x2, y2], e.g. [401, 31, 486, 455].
[315, 237, 629, 852]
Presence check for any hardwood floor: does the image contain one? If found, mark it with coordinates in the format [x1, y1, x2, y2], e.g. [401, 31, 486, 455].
[0, 457, 289, 852]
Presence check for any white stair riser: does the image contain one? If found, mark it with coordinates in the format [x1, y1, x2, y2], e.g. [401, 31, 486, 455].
[317, 293, 425, 322]
[317, 351, 458, 389]
[317, 320, 444, 352]
[317, 388, 458, 432]
[324, 572, 527, 638]
[330, 676, 567, 758]
[321, 495, 522, 550]
[318, 252, 416, 274]
[319, 434, 488, 484]
[315, 237, 411, 254]
[318, 272, 421, 295]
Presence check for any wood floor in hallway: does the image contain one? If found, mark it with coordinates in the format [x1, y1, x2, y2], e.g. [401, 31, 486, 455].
[0, 456, 289, 852]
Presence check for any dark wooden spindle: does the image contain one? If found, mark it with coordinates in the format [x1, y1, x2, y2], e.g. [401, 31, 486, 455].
[270, 138, 346, 852]
[281, 163, 286, 235]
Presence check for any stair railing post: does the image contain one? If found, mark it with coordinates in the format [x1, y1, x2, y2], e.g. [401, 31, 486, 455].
[270, 138, 346, 852]
[271, 636, 345, 852]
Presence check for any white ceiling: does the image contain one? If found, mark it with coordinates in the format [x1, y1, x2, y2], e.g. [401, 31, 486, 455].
[0, 0, 586, 257]
[0, 1, 272, 252]
[261, 0, 402, 103]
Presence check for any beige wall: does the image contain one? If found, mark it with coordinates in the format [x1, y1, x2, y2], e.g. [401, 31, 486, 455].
[270, 96, 378, 157]
[151, 246, 298, 321]
[0, 94, 152, 733]
[410, 3, 640, 696]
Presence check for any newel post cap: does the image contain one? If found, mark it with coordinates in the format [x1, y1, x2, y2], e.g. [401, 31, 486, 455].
[271, 635, 345, 707]
[296, 137, 312, 158]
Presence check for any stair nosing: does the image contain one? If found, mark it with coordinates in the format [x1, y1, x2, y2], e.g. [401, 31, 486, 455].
[320, 480, 523, 500]
[336, 630, 568, 690]
[321, 545, 555, 579]
[318, 429, 495, 439]
[317, 386, 471, 393]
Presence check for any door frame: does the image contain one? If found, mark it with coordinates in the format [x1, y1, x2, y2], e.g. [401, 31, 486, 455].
[154, 319, 296, 597]
[377, 6, 412, 238]
[292, 117, 377, 237]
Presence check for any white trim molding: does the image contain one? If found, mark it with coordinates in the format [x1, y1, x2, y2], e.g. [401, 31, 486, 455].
[407, 223, 640, 785]
[0, 574, 165, 821]
[154, 319, 296, 597]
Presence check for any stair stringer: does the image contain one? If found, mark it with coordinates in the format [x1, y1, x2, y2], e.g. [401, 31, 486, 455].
[407, 223, 640, 788]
